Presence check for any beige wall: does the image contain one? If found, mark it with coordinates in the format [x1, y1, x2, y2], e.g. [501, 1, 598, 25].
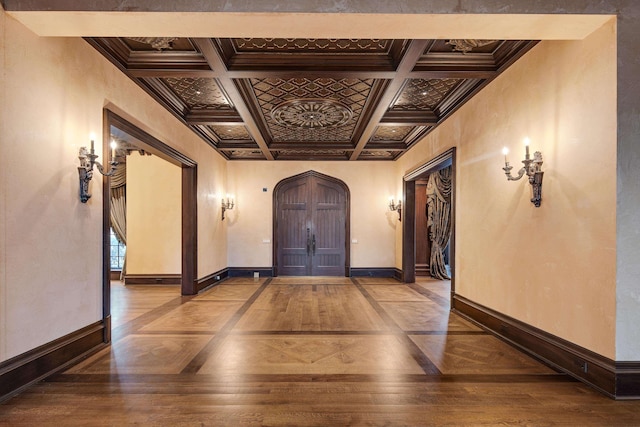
[227, 161, 398, 269]
[0, 11, 227, 362]
[398, 21, 617, 358]
[126, 154, 181, 275]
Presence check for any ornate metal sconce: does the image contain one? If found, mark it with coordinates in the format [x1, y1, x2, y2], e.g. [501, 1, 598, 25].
[221, 195, 235, 220]
[78, 138, 119, 203]
[389, 197, 402, 221]
[502, 138, 544, 207]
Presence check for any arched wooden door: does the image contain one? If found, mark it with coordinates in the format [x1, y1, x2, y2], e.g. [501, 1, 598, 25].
[274, 171, 349, 276]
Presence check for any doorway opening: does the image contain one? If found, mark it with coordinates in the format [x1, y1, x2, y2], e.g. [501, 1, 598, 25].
[273, 171, 350, 276]
[402, 148, 456, 303]
[102, 110, 198, 338]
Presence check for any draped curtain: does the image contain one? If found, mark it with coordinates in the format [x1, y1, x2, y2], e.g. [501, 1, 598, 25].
[110, 164, 127, 280]
[426, 166, 452, 280]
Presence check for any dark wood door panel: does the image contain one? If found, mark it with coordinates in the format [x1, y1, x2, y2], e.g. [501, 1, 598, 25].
[275, 172, 348, 276]
[277, 179, 312, 276]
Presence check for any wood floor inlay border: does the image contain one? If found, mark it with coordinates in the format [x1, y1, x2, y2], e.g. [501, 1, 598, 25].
[7, 277, 637, 425]
[180, 278, 273, 374]
[50, 372, 574, 385]
[351, 278, 442, 375]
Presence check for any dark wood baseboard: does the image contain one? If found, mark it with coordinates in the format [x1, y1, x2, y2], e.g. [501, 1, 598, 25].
[453, 295, 640, 400]
[0, 321, 107, 403]
[228, 267, 274, 278]
[394, 268, 403, 281]
[124, 274, 181, 285]
[195, 268, 229, 292]
[616, 362, 640, 399]
[109, 270, 122, 280]
[415, 263, 430, 276]
[350, 268, 397, 278]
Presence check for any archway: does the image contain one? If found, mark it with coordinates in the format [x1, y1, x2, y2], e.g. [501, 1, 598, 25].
[273, 171, 350, 276]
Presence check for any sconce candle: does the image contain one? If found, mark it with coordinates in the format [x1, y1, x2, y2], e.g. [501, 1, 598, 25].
[78, 136, 119, 203]
[389, 197, 402, 221]
[501, 137, 544, 207]
[221, 194, 235, 220]
[502, 146, 509, 165]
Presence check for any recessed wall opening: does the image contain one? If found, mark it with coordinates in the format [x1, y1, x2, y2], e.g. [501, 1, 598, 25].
[102, 110, 198, 336]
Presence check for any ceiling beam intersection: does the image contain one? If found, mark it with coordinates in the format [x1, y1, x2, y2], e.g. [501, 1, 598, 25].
[349, 39, 429, 161]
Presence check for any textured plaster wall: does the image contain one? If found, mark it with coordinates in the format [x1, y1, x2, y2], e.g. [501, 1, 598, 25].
[126, 154, 181, 275]
[226, 161, 398, 269]
[398, 21, 617, 358]
[0, 3, 7, 362]
[0, 11, 227, 361]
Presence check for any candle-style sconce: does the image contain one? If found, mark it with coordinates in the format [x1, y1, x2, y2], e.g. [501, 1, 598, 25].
[221, 194, 235, 220]
[389, 197, 402, 221]
[502, 138, 544, 207]
[78, 137, 118, 203]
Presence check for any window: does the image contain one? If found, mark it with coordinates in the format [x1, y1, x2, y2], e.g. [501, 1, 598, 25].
[110, 228, 126, 270]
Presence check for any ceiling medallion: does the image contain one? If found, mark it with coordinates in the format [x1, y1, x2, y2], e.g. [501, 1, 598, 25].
[271, 99, 353, 129]
[446, 39, 498, 53]
[126, 37, 178, 50]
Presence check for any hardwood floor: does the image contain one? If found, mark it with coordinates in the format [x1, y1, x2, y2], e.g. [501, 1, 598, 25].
[2, 277, 640, 426]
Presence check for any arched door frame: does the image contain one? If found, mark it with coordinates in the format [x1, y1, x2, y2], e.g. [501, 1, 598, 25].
[272, 170, 350, 276]
[402, 148, 456, 304]
[102, 109, 198, 341]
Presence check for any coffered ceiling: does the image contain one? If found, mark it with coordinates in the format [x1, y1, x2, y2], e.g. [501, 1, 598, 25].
[87, 37, 537, 161]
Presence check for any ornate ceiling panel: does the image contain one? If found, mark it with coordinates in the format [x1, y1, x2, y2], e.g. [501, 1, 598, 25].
[162, 78, 232, 110]
[209, 125, 252, 141]
[248, 77, 374, 143]
[392, 79, 463, 111]
[232, 38, 392, 53]
[371, 126, 415, 142]
[86, 37, 537, 160]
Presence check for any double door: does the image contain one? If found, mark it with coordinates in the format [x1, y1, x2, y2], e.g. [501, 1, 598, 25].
[275, 173, 347, 276]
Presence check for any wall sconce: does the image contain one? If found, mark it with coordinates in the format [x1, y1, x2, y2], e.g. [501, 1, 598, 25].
[389, 197, 402, 221]
[221, 194, 235, 220]
[502, 137, 544, 207]
[78, 138, 118, 203]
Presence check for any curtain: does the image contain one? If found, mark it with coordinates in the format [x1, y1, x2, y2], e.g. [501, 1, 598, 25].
[110, 164, 127, 280]
[427, 166, 452, 280]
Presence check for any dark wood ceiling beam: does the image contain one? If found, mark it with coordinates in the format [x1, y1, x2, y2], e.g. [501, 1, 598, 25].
[129, 70, 217, 78]
[268, 143, 355, 150]
[140, 78, 189, 117]
[192, 38, 274, 160]
[379, 110, 438, 126]
[186, 110, 244, 124]
[435, 78, 485, 119]
[217, 142, 261, 149]
[361, 143, 407, 150]
[350, 39, 430, 161]
[224, 70, 397, 79]
[407, 70, 497, 79]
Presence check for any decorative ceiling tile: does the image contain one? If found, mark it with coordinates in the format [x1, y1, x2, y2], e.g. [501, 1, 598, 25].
[122, 37, 196, 51]
[359, 150, 395, 158]
[209, 125, 252, 140]
[392, 79, 462, 111]
[225, 150, 265, 159]
[250, 77, 374, 143]
[232, 38, 391, 53]
[275, 149, 350, 159]
[162, 77, 233, 109]
[371, 126, 414, 142]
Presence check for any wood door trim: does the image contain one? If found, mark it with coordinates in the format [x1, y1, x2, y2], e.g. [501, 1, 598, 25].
[102, 109, 199, 341]
[401, 148, 456, 301]
[272, 170, 350, 276]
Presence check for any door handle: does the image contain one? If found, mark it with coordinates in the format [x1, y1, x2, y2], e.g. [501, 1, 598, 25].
[306, 228, 311, 255]
[312, 234, 316, 255]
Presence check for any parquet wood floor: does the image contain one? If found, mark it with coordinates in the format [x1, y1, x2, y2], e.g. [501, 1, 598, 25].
[2, 277, 640, 426]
